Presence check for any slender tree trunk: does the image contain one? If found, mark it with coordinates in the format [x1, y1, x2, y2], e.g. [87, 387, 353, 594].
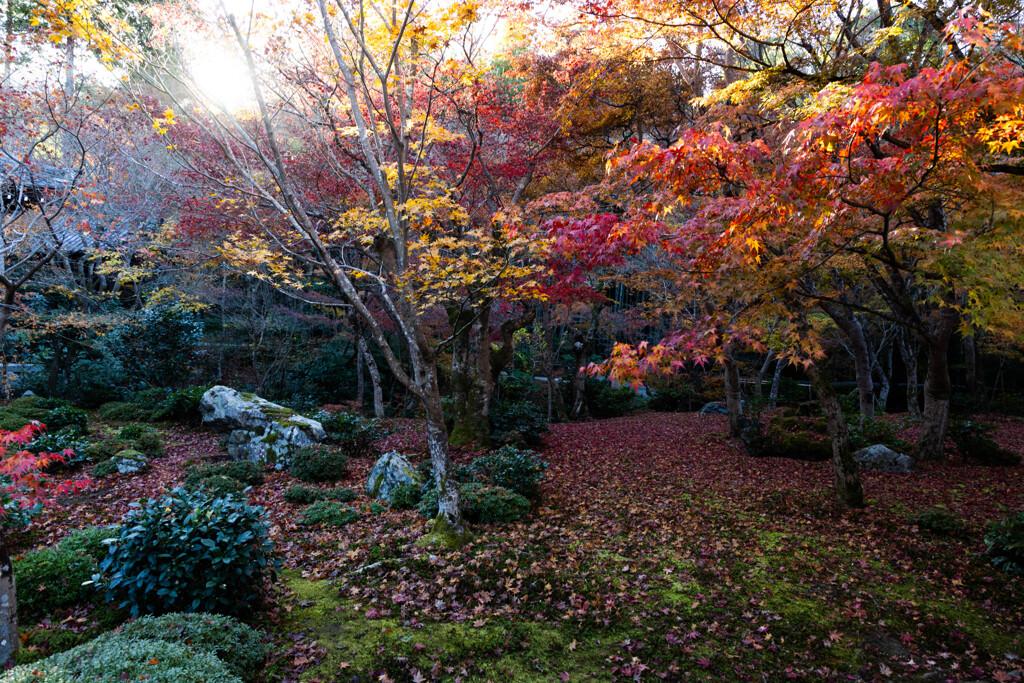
[355, 341, 365, 407]
[570, 304, 603, 419]
[917, 314, 957, 461]
[964, 334, 981, 399]
[420, 371, 463, 541]
[769, 359, 785, 408]
[848, 318, 875, 420]
[899, 328, 921, 419]
[357, 336, 384, 417]
[0, 525, 18, 666]
[754, 350, 775, 399]
[872, 341, 892, 412]
[541, 305, 569, 422]
[822, 303, 875, 419]
[723, 356, 743, 436]
[806, 362, 864, 508]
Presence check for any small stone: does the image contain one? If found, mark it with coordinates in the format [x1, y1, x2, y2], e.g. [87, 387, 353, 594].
[854, 444, 915, 473]
[111, 449, 148, 474]
[699, 402, 729, 415]
[366, 451, 423, 501]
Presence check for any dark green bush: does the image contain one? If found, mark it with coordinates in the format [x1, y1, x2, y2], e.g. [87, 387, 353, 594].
[86, 437, 132, 462]
[185, 461, 265, 487]
[0, 410, 31, 432]
[460, 483, 531, 524]
[100, 488, 278, 617]
[745, 416, 832, 461]
[465, 446, 548, 498]
[117, 424, 164, 458]
[648, 383, 704, 412]
[990, 393, 1024, 417]
[585, 378, 638, 419]
[297, 500, 359, 527]
[44, 405, 89, 435]
[89, 427, 163, 462]
[490, 399, 548, 448]
[283, 484, 356, 505]
[848, 418, 911, 452]
[2, 632, 241, 683]
[388, 483, 422, 509]
[90, 459, 118, 478]
[60, 525, 121, 564]
[313, 410, 389, 458]
[290, 445, 349, 483]
[99, 401, 145, 421]
[283, 484, 321, 505]
[14, 544, 100, 622]
[119, 612, 266, 682]
[185, 474, 246, 498]
[911, 508, 966, 535]
[950, 420, 1022, 466]
[151, 385, 212, 422]
[985, 511, 1024, 576]
[418, 483, 530, 524]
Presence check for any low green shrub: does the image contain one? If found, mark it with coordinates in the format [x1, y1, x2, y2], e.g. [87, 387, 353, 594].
[418, 483, 530, 524]
[151, 385, 211, 422]
[89, 427, 163, 462]
[185, 474, 246, 498]
[585, 378, 638, 419]
[647, 383, 705, 412]
[98, 401, 145, 421]
[367, 501, 387, 515]
[59, 525, 120, 564]
[848, 418, 911, 452]
[460, 483, 530, 523]
[86, 437, 131, 462]
[297, 500, 359, 527]
[117, 424, 163, 458]
[985, 511, 1024, 577]
[14, 544, 100, 622]
[283, 484, 355, 505]
[313, 410, 389, 458]
[744, 416, 832, 461]
[388, 483, 422, 509]
[950, 420, 1022, 466]
[185, 461, 264, 488]
[911, 508, 966, 536]
[464, 446, 548, 498]
[119, 612, 266, 682]
[0, 632, 241, 683]
[100, 488, 278, 617]
[490, 400, 548, 449]
[90, 459, 118, 478]
[283, 484, 321, 505]
[290, 445, 349, 483]
[44, 405, 89, 435]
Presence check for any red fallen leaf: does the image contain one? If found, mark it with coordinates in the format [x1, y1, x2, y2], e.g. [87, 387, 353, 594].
[147, 659, 159, 665]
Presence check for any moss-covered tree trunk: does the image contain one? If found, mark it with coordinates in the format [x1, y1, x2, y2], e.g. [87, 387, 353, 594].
[805, 362, 864, 508]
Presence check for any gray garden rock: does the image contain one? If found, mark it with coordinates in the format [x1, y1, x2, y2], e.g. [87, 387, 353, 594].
[699, 402, 729, 415]
[112, 449, 148, 474]
[854, 444, 915, 473]
[199, 386, 326, 468]
[366, 451, 423, 501]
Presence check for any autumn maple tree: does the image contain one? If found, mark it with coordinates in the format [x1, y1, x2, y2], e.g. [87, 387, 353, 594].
[0, 424, 89, 665]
